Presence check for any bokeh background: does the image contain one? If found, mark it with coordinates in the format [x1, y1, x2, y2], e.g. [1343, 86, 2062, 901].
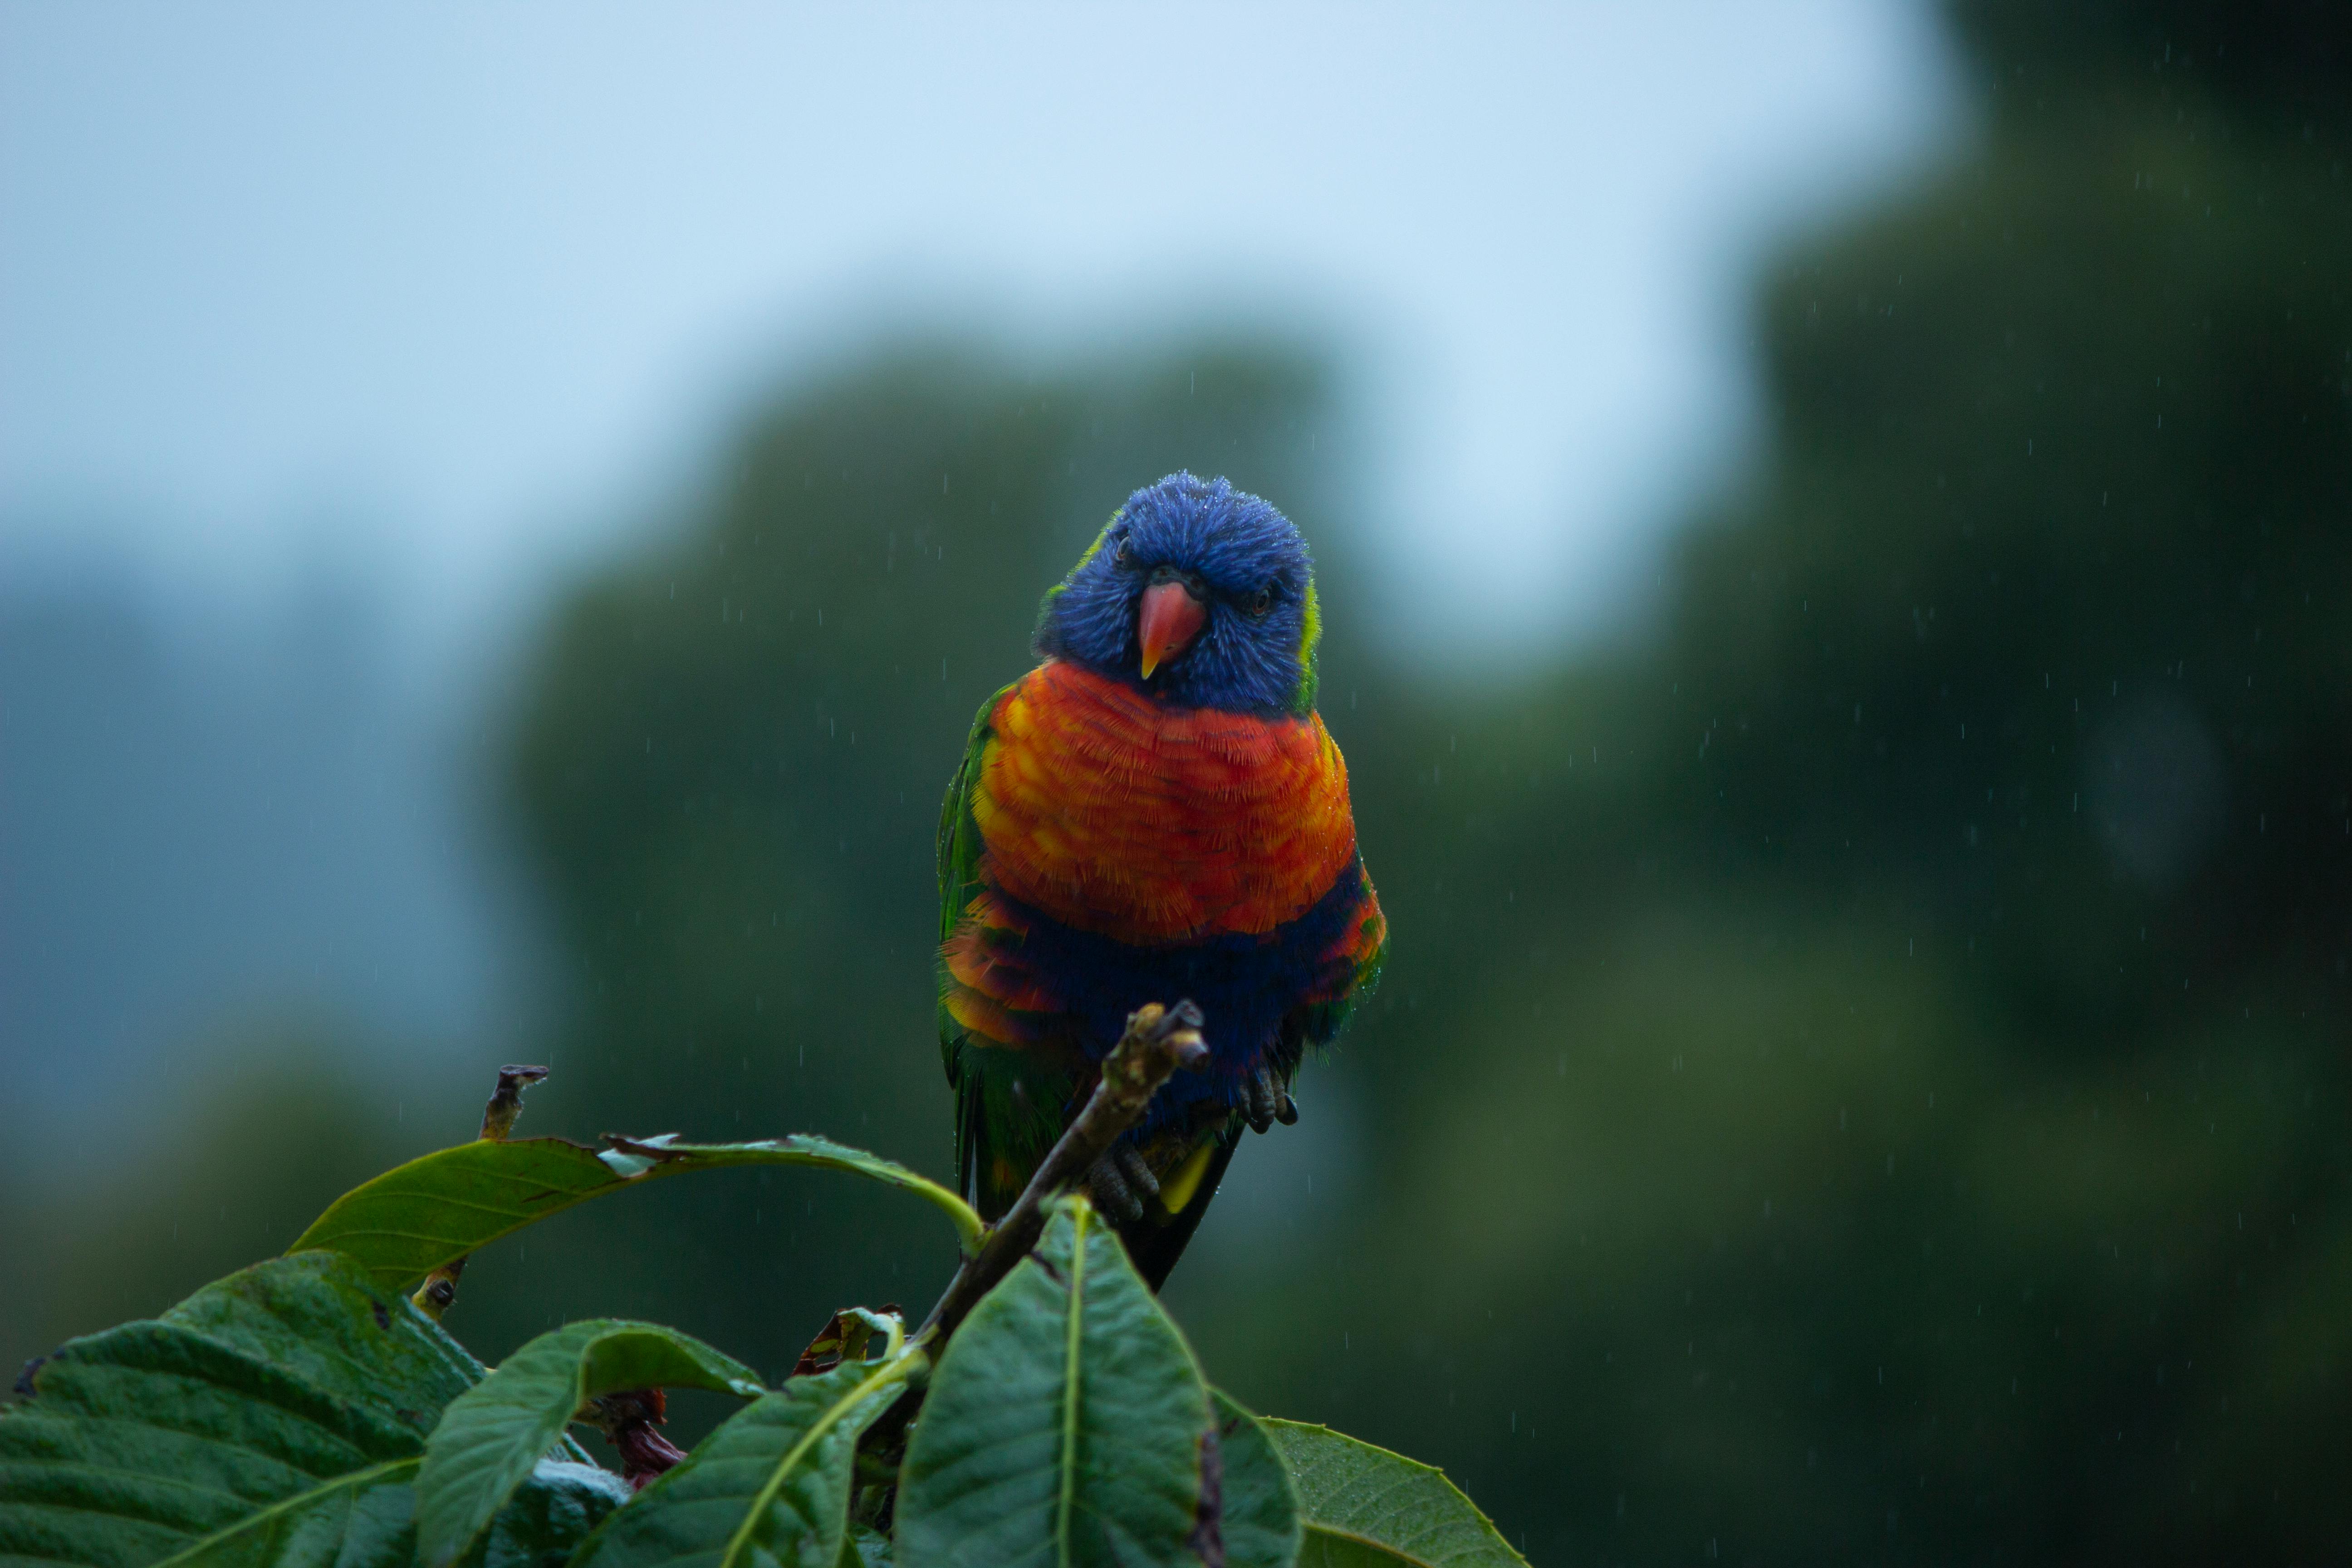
[5, 2, 2348, 1561]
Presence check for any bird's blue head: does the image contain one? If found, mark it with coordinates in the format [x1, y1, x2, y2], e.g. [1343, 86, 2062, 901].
[1035, 473, 1321, 717]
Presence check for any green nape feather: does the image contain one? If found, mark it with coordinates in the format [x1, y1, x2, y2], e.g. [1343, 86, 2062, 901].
[1291, 577, 1322, 715]
[1029, 509, 1119, 651]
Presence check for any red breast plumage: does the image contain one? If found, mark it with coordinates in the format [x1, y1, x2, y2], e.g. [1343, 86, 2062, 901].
[970, 658, 1359, 946]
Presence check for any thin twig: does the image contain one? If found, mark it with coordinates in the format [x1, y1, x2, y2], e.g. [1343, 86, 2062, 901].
[410, 1063, 548, 1320]
[920, 1000, 1205, 1343]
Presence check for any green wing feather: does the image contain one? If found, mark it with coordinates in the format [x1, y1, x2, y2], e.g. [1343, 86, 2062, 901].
[936, 695, 996, 961]
[936, 685, 1013, 1205]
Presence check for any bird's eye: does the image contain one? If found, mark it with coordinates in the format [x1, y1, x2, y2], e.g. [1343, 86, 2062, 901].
[1113, 537, 1136, 568]
[1246, 586, 1274, 617]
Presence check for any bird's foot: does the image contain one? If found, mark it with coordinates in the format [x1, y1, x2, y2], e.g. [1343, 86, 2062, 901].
[1240, 1063, 1298, 1136]
[1086, 1141, 1160, 1223]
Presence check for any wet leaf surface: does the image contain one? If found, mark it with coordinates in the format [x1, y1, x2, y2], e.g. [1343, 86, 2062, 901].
[893, 1198, 1213, 1568]
[0, 1253, 618, 1568]
[1262, 1421, 1524, 1568]
[288, 1136, 980, 1294]
[414, 1321, 762, 1568]
[569, 1352, 918, 1568]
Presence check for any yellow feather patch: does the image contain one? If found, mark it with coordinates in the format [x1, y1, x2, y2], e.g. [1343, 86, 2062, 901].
[1158, 1137, 1220, 1215]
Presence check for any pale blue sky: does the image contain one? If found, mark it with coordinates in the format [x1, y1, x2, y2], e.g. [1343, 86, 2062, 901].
[0, 2, 1961, 667]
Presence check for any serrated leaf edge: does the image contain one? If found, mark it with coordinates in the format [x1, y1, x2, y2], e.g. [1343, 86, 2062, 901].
[1262, 1419, 1528, 1568]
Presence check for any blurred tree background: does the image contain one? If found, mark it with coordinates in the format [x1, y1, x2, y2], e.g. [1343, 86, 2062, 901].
[10, 1, 2352, 1561]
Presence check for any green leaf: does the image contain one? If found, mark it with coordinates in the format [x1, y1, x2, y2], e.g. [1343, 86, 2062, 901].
[1259, 1421, 1526, 1568]
[0, 1252, 479, 1568]
[288, 1134, 983, 1292]
[567, 1350, 919, 1568]
[837, 1524, 892, 1568]
[415, 1321, 763, 1568]
[1207, 1391, 1303, 1568]
[893, 1197, 1217, 1568]
[480, 1463, 636, 1568]
[142, 1458, 628, 1568]
[148, 1459, 421, 1568]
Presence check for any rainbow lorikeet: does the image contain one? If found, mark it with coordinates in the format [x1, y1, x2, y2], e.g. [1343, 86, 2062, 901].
[937, 472, 1386, 1287]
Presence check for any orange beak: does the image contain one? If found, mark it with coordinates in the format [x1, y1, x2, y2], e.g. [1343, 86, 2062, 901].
[1137, 578, 1207, 678]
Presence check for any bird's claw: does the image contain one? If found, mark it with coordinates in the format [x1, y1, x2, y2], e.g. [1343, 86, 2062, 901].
[1087, 1142, 1160, 1223]
[1242, 1063, 1298, 1135]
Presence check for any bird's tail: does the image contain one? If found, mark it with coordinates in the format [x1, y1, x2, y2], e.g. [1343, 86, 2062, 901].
[1112, 1132, 1239, 1291]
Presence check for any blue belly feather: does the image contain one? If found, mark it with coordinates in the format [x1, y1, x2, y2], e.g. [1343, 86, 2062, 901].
[985, 861, 1368, 1131]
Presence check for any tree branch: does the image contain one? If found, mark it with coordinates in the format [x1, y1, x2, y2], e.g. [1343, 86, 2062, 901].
[919, 998, 1205, 1343]
[861, 1000, 1206, 1462]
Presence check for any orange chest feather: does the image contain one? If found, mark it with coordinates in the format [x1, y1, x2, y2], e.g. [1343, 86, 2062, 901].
[972, 660, 1357, 945]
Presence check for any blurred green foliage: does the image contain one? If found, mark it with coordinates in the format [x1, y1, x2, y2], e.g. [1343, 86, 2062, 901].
[13, 2, 2349, 1562]
[1, 1027, 425, 1360]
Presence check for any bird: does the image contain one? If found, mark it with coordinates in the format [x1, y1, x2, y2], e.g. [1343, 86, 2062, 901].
[937, 471, 1385, 1288]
